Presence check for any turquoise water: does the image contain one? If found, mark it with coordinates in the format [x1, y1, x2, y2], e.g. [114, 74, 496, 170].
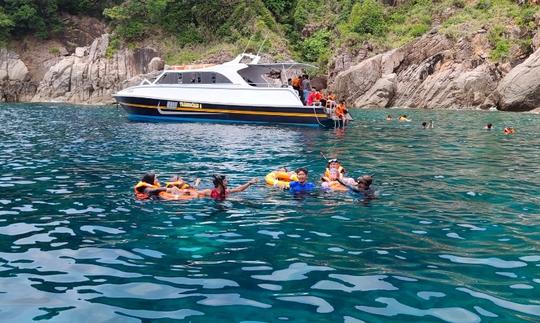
[0, 103, 539, 322]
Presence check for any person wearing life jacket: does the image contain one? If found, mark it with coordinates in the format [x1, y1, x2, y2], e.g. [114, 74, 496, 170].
[292, 75, 303, 102]
[198, 174, 258, 200]
[321, 159, 346, 182]
[335, 100, 348, 122]
[289, 168, 316, 195]
[503, 127, 515, 134]
[307, 87, 322, 106]
[325, 91, 337, 111]
[134, 172, 180, 200]
[165, 175, 200, 190]
[399, 115, 411, 122]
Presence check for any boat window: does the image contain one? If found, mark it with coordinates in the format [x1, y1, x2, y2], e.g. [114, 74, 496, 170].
[183, 72, 231, 84]
[157, 72, 231, 84]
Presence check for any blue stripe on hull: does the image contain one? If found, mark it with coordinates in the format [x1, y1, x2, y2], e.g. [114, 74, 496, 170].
[127, 114, 323, 127]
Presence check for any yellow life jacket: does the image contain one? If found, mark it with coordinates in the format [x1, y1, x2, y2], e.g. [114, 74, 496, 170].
[165, 180, 191, 189]
[134, 181, 161, 200]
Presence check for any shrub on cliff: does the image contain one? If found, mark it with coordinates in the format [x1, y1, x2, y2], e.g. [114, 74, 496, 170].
[347, 0, 387, 36]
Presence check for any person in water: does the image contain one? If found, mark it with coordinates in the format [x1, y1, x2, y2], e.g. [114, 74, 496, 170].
[503, 127, 516, 135]
[484, 123, 493, 130]
[338, 175, 375, 198]
[399, 115, 411, 122]
[386, 115, 392, 121]
[134, 172, 181, 200]
[289, 168, 316, 194]
[321, 159, 346, 182]
[165, 175, 200, 190]
[198, 174, 258, 200]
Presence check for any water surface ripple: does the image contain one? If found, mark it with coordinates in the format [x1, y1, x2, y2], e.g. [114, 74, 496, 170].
[0, 103, 539, 322]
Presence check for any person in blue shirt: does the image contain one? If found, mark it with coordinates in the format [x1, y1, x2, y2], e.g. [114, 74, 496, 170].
[289, 168, 316, 194]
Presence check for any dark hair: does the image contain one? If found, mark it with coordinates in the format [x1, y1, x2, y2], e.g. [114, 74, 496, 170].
[212, 174, 226, 188]
[357, 175, 373, 187]
[295, 168, 308, 175]
[141, 172, 156, 185]
[422, 122, 427, 127]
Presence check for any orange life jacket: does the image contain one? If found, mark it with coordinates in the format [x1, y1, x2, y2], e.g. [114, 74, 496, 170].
[321, 166, 345, 182]
[134, 181, 161, 200]
[292, 77, 301, 88]
[335, 104, 347, 118]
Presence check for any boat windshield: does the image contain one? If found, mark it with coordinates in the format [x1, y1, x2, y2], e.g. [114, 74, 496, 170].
[238, 62, 315, 88]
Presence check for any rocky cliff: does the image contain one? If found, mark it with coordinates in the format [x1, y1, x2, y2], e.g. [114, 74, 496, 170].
[331, 29, 540, 111]
[0, 33, 162, 105]
[1, 29, 539, 111]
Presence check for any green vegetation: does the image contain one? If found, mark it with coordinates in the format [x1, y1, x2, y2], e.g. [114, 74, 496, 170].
[1, 0, 538, 69]
[0, 0, 115, 41]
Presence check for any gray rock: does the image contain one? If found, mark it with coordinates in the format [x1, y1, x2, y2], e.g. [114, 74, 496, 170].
[491, 48, 540, 111]
[74, 47, 87, 58]
[148, 57, 164, 72]
[331, 33, 501, 109]
[32, 34, 161, 104]
[0, 49, 29, 81]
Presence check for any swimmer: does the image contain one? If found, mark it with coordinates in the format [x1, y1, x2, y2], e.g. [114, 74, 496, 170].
[484, 123, 493, 130]
[386, 115, 392, 121]
[198, 174, 258, 200]
[165, 175, 200, 189]
[134, 172, 181, 200]
[321, 159, 346, 182]
[338, 175, 375, 198]
[503, 127, 515, 135]
[289, 168, 316, 194]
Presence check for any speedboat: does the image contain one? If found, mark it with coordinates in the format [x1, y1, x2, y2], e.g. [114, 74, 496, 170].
[113, 53, 335, 127]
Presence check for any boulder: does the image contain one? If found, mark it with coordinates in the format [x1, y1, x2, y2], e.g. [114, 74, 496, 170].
[0, 49, 29, 81]
[490, 48, 540, 111]
[0, 48, 36, 102]
[148, 57, 164, 72]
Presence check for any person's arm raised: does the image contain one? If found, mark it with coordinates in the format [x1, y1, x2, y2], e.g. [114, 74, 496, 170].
[337, 178, 360, 193]
[229, 178, 259, 194]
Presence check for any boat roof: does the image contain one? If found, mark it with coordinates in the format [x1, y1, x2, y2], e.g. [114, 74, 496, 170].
[161, 53, 315, 73]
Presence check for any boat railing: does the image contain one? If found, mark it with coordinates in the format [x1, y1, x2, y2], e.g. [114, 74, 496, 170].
[248, 83, 289, 88]
[139, 78, 153, 85]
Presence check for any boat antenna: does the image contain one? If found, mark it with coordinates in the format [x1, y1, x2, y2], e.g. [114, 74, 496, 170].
[242, 34, 254, 54]
[256, 34, 268, 57]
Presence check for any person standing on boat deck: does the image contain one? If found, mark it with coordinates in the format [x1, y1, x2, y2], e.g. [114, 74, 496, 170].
[198, 175, 258, 200]
[292, 75, 303, 102]
[307, 87, 322, 106]
[302, 75, 312, 105]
